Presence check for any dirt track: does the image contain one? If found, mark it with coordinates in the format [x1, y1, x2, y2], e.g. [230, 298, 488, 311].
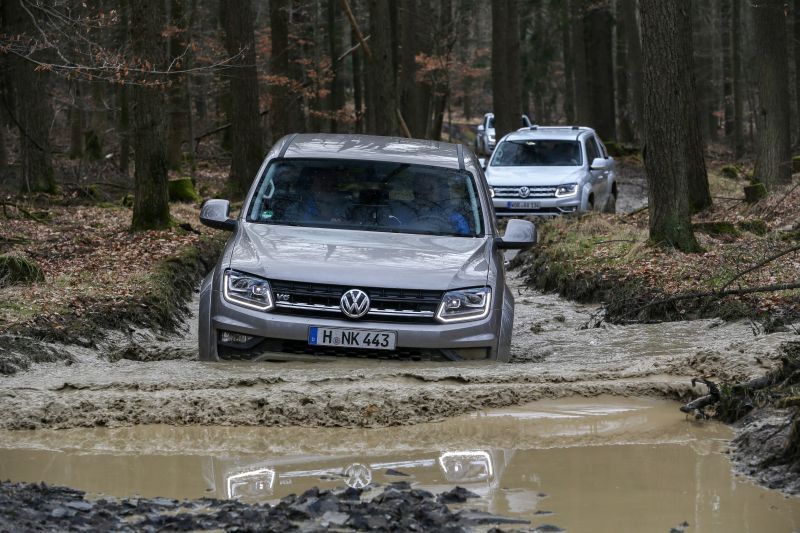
[0, 273, 794, 431]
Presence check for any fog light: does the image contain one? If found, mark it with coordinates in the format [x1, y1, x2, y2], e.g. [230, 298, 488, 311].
[220, 331, 254, 344]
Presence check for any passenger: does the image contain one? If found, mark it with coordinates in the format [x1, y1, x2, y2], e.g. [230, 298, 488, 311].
[394, 175, 471, 235]
[293, 168, 348, 223]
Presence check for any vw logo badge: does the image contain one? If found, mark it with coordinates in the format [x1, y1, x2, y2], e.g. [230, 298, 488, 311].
[340, 289, 370, 318]
[518, 186, 530, 198]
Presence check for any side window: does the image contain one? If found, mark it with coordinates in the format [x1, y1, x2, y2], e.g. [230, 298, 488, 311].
[585, 136, 599, 163]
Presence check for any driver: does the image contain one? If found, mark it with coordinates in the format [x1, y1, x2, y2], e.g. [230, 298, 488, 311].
[395, 175, 470, 235]
[293, 168, 347, 223]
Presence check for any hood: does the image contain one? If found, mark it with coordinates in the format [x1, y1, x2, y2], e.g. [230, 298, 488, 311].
[228, 224, 491, 290]
[485, 166, 585, 186]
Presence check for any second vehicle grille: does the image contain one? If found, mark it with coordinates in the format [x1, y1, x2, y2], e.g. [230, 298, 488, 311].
[493, 185, 557, 198]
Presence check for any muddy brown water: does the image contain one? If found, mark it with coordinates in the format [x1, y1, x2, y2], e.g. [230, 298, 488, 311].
[1, 397, 797, 532]
[1, 266, 799, 530]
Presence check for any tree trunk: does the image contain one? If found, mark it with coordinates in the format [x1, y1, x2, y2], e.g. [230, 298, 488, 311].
[117, 0, 130, 175]
[492, 0, 522, 140]
[732, 0, 744, 158]
[795, 0, 800, 146]
[615, 0, 634, 143]
[3, 0, 56, 194]
[692, 0, 717, 142]
[366, 0, 398, 135]
[570, 0, 591, 125]
[684, 4, 712, 213]
[752, 0, 792, 188]
[69, 82, 85, 159]
[640, 0, 701, 252]
[351, 26, 364, 133]
[327, 0, 345, 133]
[561, 0, 574, 123]
[584, 0, 616, 140]
[621, 0, 644, 143]
[167, 0, 192, 171]
[721, 0, 734, 139]
[221, 0, 263, 195]
[399, 0, 433, 138]
[130, 0, 170, 231]
[269, 0, 291, 142]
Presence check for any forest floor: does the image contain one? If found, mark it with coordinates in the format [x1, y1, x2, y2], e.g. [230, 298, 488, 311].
[0, 155, 798, 530]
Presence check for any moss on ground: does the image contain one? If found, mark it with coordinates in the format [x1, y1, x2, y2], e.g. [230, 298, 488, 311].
[168, 178, 201, 203]
[0, 255, 44, 287]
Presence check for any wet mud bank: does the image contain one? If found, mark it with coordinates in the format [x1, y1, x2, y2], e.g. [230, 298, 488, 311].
[0, 235, 224, 375]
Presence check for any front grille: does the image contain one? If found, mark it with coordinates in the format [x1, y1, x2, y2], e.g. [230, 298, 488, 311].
[269, 279, 443, 322]
[494, 207, 564, 216]
[493, 185, 557, 199]
[218, 338, 449, 361]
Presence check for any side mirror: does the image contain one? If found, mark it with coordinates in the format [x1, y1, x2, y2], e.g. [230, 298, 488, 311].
[200, 199, 237, 231]
[496, 219, 537, 250]
[590, 157, 611, 171]
[477, 124, 485, 133]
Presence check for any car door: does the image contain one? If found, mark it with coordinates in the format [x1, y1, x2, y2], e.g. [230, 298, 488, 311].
[586, 135, 608, 208]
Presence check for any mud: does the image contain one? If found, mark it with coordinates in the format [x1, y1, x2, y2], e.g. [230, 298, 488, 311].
[1, 398, 798, 532]
[0, 274, 796, 432]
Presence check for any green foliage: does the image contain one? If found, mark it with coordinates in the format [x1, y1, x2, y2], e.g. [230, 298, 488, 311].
[168, 178, 201, 203]
[793, 155, 800, 173]
[693, 221, 741, 237]
[720, 165, 740, 180]
[737, 219, 768, 236]
[120, 194, 134, 208]
[744, 182, 767, 203]
[0, 255, 44, 287]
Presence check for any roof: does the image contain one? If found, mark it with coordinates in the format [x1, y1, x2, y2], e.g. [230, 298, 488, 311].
[504, 126, 595, 142]
[279, 133, 466, 170]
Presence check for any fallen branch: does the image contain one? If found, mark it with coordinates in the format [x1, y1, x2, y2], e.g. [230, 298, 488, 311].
[625, 204, 648, 217]
[396, 108, 412, 139]
[194, 109, 269, 145]
[0, 201, 49, 223]
[340, 0, 373, 62]
[337, 35, 371, 62]
[719, 243, 800, 292]
[621, 281, 800, 320]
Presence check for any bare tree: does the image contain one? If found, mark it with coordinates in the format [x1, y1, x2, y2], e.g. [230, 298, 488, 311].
[366, 0, 397, 135]
[491, 0, 522, 140]
[752, 0, 792, 188]
[640, 0, 701, 252]
[130, 0, 170, 231]
[3, 0, 56, 194]
[269, 0, 291, 142]
[220, 0, 263, 195]
[584, 0, 616, 140]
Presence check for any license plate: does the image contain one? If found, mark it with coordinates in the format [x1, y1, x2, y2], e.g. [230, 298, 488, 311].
[308, 327, 397, 350]
[507, 200, 541, 209]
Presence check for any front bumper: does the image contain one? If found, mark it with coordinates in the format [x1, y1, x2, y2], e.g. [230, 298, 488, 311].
[492, 196, 580, 217]
[209, 289, 500, 360]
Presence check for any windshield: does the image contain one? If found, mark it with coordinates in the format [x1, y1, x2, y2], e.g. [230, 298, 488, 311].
[246, 159, 484, 237]
[491, 139, 582, 167]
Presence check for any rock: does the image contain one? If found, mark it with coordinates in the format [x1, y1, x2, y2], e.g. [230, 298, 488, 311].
[534, 525, 566, 532]
[437, 486, 480, 503]
[65, 501, 93, 512]
[388, 480, 412, 490]
[321, 510, 349, 526]
[385, 468, 410, 476]
[338, 487, 362, 501]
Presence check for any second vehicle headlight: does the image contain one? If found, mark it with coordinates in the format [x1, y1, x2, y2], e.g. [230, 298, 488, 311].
[223, 269, 274, 311]
[436, 287, 491, 323]
[555, 183, 578, 197]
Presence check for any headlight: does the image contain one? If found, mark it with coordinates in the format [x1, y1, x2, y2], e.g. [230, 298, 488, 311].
[436, 287, 491, 323]
[555, 183, 578, 197]
[223, 270, 274, 311]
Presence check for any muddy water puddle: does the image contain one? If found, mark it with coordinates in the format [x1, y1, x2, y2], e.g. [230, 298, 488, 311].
[1, 396, 797, 532]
